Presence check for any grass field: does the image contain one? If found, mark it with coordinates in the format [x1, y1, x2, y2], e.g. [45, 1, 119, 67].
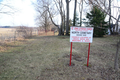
[0, 35, 120, 80]
[0, 28, 16, 36]
[0, 28, 58, 37]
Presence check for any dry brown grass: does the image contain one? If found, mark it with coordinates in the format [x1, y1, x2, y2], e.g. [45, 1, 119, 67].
[0, 35, 120, 80]
[0, 29, 56, 53]
[38, 31, 58, 36]
[0, 28, 16, 36]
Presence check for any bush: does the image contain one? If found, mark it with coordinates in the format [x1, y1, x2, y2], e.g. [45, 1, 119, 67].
[16, 26, 33, 38]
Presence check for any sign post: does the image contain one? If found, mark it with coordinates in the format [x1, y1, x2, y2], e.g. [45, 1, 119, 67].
[69, 42, 73, 66]
[87, 43, 91, 67]
[70, 27, 93, 67]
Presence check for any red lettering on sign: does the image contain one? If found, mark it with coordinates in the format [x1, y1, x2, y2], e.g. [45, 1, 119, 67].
[87, 28, 93, 31]
[79, 37, 84, 42]
[74, 27, 88, 31]
[80, 28, 86, 31]
[72, 27, 73, 30]
[74, 27, 78, 31]
[85, 38, 90, 42]
[72, 36, 79, 41]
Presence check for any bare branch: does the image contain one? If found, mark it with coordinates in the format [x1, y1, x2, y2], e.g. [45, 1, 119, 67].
[87, 0, 120, 22]
[47, 7, 59, 27]
[53, 0, 61, 14]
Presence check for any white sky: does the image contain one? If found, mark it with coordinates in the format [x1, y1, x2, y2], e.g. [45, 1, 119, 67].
[0, 0, 120, 27]
[0, 0, 37, 27]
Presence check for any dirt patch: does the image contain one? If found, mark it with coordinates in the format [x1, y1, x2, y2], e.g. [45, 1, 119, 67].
[66, 62, 75, 66]
[72, 54, 82, 60]
[111, 44, 117, 47]
[63, 54, 70, 58]
[63, 54, 83, 62]
[61, 37, 66, 39]
[58, 36, 69, 39]
[74, 57, 83, 61]
[86, 78, 94, 80]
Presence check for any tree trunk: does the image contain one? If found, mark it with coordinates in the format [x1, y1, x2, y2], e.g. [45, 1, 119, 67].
[64, 11, 65, 33]
[114, 39, 120, 70]
[60, 12, 64, 35]
[47, 9, 61, 35]
[109, 0, 113, 35]
[79, 0, 83, 26]
[61, 17, 64, 35]
[45, 12, 47, 32]
[115, 15, 120, 33]
[73, 0, 77, 26]
[58, 27, 62, 36]
[116, 21, 118, 33]
[66, 0, 69, 35]
[59, 0, 63, 35]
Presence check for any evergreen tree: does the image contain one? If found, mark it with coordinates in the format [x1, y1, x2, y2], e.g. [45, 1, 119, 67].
[86, 6, 108, 37]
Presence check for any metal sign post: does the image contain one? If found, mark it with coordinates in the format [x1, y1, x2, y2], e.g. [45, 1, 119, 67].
[87, 43, 91, 67]
[69, 42, 73, 66]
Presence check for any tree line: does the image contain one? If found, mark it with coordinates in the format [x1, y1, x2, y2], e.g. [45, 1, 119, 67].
[0, 0, 120, 36]
[34, 0, 120, 36]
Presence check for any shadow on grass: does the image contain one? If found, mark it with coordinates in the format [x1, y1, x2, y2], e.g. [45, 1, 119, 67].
[0, 43, 21, 47]
[30, 35, 70, 40]
[30, 35, 57, 39]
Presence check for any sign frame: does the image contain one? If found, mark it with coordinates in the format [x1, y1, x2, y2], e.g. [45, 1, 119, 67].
[70, 27, 94, 43]
[69, 27, 94, 67]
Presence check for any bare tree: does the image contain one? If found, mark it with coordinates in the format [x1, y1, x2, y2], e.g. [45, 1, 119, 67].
[36, 9, 51, 32]
[0, 2, 17, 15]
[53, 0, 65, 35]
[34, 0, 52, 32]
[34, 0, 65, 35]
[41, 11, 51, 32]
[87, 0, 120, 34]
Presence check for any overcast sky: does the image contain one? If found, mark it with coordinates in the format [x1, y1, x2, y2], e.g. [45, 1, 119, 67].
[0, 0, 120, 27]
[0, 0, 37, 27]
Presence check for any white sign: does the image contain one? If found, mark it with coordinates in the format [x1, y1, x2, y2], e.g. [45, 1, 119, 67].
[70, 27, 94, 43]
